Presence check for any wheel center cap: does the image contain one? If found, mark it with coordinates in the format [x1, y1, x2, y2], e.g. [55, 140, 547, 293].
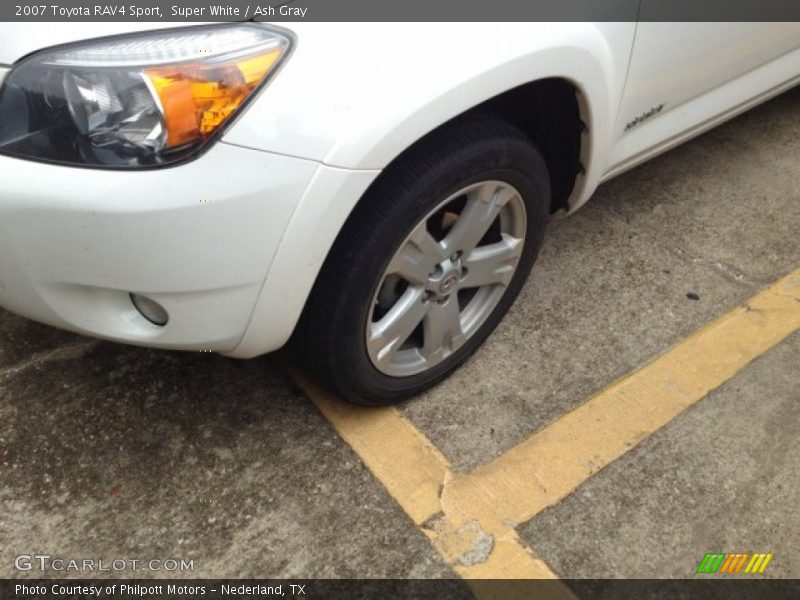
[439, 272, 459, 295]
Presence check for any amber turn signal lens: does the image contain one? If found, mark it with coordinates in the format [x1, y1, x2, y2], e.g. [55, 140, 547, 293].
[145, 49, 282, 148]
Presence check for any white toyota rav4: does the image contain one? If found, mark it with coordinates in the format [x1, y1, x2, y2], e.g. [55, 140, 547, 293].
[0, 22, 799, 405]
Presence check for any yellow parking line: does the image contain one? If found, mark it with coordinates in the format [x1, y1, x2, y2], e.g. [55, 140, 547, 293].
[284, 362, 449, 526]
[282, 361, 568, 591]
[284, 266, 800, 586]
[442, 267, 800, 530]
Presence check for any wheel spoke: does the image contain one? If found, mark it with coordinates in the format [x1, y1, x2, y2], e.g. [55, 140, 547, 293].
[422, 296, 465, 363]
[442, 183, 517, 255]
[367, 286, 429, 369]
[386, 224, 445, 286]
[461, 234, 523, 288]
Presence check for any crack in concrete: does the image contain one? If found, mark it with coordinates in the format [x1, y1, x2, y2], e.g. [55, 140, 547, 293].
[0, 340, 97, 382]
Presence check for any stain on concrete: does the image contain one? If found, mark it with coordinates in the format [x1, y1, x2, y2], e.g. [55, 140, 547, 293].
[423, 514, 494, 567]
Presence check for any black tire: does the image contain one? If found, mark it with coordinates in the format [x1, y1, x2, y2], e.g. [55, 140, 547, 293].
[293, 115, 551, 405]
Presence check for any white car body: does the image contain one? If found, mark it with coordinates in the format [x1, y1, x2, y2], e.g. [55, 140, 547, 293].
[1, 22, 799, 357]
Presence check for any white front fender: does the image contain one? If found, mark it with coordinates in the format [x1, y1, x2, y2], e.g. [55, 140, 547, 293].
[224, 22, 636, 357]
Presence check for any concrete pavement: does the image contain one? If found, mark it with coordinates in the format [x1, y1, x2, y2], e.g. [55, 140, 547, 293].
[1, 86, 799, 582]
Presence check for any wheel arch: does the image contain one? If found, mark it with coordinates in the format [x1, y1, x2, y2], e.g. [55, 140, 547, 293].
[227, 49, 615, 358]
[322, 50, 607, 213]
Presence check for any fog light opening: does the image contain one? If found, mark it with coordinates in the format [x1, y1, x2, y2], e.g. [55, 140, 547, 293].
[130, 293, 169, 326]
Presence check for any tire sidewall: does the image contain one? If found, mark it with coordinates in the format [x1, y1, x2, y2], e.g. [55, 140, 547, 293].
[328, 138, 550, 404]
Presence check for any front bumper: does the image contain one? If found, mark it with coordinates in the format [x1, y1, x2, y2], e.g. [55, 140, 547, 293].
[0, 142, 318, 353]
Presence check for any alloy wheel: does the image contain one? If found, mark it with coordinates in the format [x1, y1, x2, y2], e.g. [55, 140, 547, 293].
[366, 180, 527, 377]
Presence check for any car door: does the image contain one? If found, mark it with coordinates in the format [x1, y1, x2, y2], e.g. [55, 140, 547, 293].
[607, 21, 800, 174]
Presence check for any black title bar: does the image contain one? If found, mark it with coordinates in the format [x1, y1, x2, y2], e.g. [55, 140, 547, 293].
[4, 0, 800, 22]
[4, 579, 800, 600]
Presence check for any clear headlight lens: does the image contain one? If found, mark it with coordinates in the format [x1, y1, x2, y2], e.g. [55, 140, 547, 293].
[0, 25, 291, 168]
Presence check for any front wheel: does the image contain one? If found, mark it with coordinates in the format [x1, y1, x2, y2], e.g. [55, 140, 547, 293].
[294, 117, 551, 405]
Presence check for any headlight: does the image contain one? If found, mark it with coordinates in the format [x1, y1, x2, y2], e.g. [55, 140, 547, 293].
[0, 24, 291, 168]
